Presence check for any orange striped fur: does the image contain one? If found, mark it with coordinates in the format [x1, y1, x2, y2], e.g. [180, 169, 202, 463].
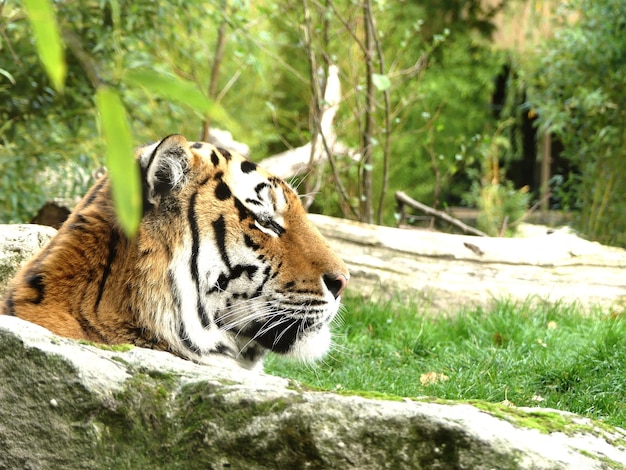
[2, 135, 348, 369]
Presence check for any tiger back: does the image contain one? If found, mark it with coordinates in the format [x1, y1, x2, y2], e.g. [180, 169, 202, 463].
[1, 134, 349, 370]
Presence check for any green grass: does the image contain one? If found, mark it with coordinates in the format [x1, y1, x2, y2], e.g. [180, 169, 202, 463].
[265, 293, 626, 428]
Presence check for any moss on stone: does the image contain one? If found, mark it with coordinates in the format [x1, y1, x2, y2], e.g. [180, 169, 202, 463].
[4, 318, 626, 470]
[579, 450, 626, 470]
[109, 355, 130, 366]
[336, 388, 405, 401]
[287, 381, 406, 402]
[77, 339, 134, 352]
[465, 399, 626, 445]
[88, 368, 315, 468]
[81, 378, 626, 469]
[171, 381, 320, 468]
[0, 332, 113, 469]
[468, 401, 574, 433]
[92, 372, 181, 468]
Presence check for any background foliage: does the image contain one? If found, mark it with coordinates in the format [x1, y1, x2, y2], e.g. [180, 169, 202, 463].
[527, 0, 626, 247]
[1, 0, 624, 246]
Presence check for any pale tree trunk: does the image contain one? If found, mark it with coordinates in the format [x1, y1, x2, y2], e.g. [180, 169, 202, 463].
[258, 63, 359, 217]
[309, 212, 626, 312]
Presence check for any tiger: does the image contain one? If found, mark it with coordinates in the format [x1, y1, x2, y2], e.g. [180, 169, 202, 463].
[1, 134, 349, 370]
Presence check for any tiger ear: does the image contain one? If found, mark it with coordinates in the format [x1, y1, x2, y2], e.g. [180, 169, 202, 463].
[140, 134, 192, 206]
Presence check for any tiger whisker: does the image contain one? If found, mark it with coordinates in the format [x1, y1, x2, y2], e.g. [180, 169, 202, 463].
[235, 316, 292, 358]
[217, 308, 278, 332]
[213, 300, 277, 326]
[288, 169, 313, 191]
[216, 304, 274, 323]
[255, 316, 291, 339]
[234, 313, 284, 341]
[272, 318, 301, 348]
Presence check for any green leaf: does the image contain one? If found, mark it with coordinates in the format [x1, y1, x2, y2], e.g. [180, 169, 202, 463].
[23, 0, 66, 92]
[124, 69, 236, 130]
[372, 73, 391, 92]
[96, 87, 141, 237]
[0, 68, 15, 85]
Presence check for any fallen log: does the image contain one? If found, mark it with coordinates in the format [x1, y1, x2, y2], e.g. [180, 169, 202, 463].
[309, 213, 626, 312]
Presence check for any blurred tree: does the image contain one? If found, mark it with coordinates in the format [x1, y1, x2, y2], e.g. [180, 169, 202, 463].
[2, 0, 522, 233]
[0, 0, 278, 223]
[529, 0, 626, 247]
[269, 0, 511, 224]
[0, 1, 99, 222]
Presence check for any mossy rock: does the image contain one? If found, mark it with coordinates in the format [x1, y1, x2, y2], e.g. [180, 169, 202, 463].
[2, 315, 626, 470]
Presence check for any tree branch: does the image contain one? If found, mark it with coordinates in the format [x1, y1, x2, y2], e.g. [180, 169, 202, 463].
[395, 191, 489, 237]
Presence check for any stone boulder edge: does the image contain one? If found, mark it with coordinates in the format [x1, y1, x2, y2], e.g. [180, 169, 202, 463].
[2, 316, 626, 470]
[0, 224, 57, 298]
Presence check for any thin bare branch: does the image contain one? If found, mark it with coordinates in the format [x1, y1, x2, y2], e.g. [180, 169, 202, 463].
[389, 54, 428, 79]
[216, 69, 242, 103]
[368, 6, 391, 225]
[359, 0, 375, 223]
[223, 13, 309, 85]
[0, 3, 21, 65]
[61, 29, 101, 88]
[300, 0, 322, 210]
[319, 0, 367, 55]
[319, 118, 360, 219]
[396, 191, 489, 237]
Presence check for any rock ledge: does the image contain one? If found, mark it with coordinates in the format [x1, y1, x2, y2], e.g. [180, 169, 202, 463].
[2, 315, 626, 469]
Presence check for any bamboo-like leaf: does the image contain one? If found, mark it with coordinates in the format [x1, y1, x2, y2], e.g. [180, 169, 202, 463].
[372, 73, 391, 92]
[23, 0, 66, 92]
[96, 87, 141, 237]
[0, 68, 16, 84]
[124, 69, 235, 129]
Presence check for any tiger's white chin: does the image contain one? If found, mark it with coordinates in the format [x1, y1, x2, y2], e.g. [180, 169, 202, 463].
[286, 325, 332, 362]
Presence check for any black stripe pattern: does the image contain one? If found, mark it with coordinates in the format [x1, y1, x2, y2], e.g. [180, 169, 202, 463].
[94, 230, 119, 312]
[188, 192, 211, 328]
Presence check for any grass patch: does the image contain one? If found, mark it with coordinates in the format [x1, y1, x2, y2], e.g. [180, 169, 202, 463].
[265, 293, 626, 428]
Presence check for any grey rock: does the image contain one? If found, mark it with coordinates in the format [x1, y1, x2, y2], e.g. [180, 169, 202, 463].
[1, 315, 626, 470]
[0, 224, 57, 298]
[2, 222, 626, 469]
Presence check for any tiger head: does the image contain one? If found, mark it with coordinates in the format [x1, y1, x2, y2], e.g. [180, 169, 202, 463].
[2, 134, 349, 370]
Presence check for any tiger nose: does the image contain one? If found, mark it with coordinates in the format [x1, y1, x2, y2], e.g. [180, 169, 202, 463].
[323, 273, 349, 299]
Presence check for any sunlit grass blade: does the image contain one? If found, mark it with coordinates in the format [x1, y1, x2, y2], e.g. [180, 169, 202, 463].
[96, 87, 141, 237]
[23, 0, 66, 92]
[123, 68, 236, 131]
